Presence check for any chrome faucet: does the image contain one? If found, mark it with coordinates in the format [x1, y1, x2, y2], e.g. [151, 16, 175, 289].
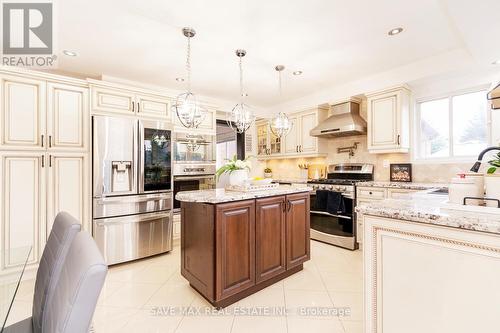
[470, 146, 500, 173]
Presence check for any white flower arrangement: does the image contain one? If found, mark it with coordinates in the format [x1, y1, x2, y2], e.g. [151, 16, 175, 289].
[216, 155, 252, 179]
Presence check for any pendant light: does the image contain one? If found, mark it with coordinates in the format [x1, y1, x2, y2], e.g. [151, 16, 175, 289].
[228, 49, 255, 133]
[270, 65, 292, 138]
[172, 27, 206, 128]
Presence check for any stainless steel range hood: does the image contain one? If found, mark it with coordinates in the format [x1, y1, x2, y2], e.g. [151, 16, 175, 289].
[310, 101, 366, 137]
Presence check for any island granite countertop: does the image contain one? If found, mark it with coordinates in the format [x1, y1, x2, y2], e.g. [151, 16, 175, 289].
[355, 181, 448, 190]
[175, 185, 311, 204]
[356, 191, 500, 235]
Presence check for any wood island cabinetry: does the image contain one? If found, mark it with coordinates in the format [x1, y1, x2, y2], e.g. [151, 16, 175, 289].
[180, 191, 310, 307]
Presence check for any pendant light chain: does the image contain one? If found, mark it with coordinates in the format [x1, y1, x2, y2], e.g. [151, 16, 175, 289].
[186, 35, 191, 93]
[239, 55, 243, 101]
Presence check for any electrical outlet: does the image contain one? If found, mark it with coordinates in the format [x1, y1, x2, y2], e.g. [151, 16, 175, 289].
[383, 160, 390, 168]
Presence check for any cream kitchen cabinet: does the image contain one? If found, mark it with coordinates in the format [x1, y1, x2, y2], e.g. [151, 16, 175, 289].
[47, 82, 89, 151]
[46, 152, 90, 234]
[0, 152, 45, 274]
[0, 74, 46, 150]
[284, 115, 299, 154]
[367, 86, 410, 153]
[90, 82, 172, 121]
[256, 119, 283, 157]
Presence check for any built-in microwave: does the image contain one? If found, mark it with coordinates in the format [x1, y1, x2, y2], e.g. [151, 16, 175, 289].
[173, 133, 215, 164]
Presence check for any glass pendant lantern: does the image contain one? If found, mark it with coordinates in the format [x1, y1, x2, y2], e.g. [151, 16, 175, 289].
[172, 27, 206, 129]
[228, 49, 255, 134]
[270, 65, 292, 138]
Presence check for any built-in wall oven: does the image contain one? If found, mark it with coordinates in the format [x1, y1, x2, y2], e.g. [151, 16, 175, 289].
[92, 116, 173, 265]
[307, 164, 373, 250]
[172, 132, 216, 212]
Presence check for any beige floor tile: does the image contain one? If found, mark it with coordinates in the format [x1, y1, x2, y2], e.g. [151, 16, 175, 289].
[175, 315, 235, 333]
[91, 306, 138, 333]
[231, 315, 287, 333]
[284, 289, 334, 317]
[287, 316, 345, 333]
[97, 280, 128, 305]
[341, 320, 363, 333]
[236, 286, 285, 308]
[143, 281, 198, 309]
[99, 282, 162, 308]
[319, 271, 363, 292]
[328, 291, 363, 321]
[283, 268, 326, 292]
[129, 264, 177, 284]
[119, 309, 183, 333]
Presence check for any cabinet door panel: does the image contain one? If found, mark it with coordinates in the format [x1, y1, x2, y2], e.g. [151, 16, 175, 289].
[286, 193, 310, 269]
[369, 95, 398, 147]
[47, 153, 88, 234]
[216, 200, 255, 300]
[47, 83, 89, 151]
[256, 196, 286, 283]
[137, 94, 171, 121]
[1, 75, 45, 149]
[284, 116, 298, 154]
[91, 86, 134, 115]
[1, 153, 44, 270]
[300, 112, 317, 152]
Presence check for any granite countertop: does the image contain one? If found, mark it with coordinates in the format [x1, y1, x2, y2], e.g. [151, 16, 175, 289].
[355, 181, 448, 190]
[272, 178, 309, 184]
[356, 191, 500, 235]
[176, 185, 311, 204]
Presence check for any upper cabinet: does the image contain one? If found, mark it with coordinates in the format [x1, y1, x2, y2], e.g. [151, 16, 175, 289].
[47, 82, 89, 151]
[367, 86, 410, 153]
[0, 74, 46, 150]
[258, 107, 328, 160]
[90, 82, 172, 122]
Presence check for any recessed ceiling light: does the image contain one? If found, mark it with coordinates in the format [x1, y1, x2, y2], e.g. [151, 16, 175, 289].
[175, 77, 184, 82]
[388, 27, 403, 36]
[492, 59, 500, 65]
[293, 71, 303, 76]
[62, 50, 77, 57]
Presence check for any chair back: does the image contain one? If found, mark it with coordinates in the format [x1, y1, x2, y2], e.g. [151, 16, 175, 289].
[32, 212, 81, 332]
[43, 232, 107, 333]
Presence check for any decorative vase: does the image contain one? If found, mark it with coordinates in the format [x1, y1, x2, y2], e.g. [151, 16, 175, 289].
[485, 173, 500, 207]
[229, 169, 248, 186]
[264, 172, 272, 178]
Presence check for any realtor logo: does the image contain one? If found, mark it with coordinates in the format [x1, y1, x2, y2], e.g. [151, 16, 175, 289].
[3, 3, 53, 54]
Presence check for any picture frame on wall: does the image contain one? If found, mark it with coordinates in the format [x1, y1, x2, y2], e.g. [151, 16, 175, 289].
[390, 163, 412, 182]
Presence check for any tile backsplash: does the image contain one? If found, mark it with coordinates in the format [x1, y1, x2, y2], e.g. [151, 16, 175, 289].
[264, 135, 474, 184]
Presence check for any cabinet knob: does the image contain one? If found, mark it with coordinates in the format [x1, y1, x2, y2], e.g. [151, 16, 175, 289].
[369, 191, 373, 195]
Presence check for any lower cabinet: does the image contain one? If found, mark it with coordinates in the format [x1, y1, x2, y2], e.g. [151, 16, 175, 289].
[255, 196, 286, 283]
[286, 193, 310, 269]
[216, 200, 256, 300]
[0, 151, 89, 276]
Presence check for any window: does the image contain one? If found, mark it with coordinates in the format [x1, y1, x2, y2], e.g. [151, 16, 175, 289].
[416, 90, 489, 160]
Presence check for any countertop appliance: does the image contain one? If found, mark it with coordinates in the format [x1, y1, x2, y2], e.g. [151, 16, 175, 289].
[172, 132, 216, 212]
[92, 116, 173, 265]
[307, 163, 374, 250]
[310, 101, 367, 137]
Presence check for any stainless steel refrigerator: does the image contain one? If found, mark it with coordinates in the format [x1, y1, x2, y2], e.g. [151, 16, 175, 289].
[92, 115, 173, 265]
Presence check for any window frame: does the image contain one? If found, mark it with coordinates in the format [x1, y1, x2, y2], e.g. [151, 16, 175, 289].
[413, 85, 492, 163]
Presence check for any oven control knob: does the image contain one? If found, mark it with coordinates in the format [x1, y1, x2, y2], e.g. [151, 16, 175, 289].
[320, 185, 326, 190]
[341, 186, 347, 191]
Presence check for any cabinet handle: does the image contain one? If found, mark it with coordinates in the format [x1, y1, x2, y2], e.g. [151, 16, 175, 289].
[282, 202, 286, 213]
[137, 102, 140, 113]
[41, 155, 45, 168]
[397, 134, 400, 145]
[299, 145, 302, 152]
[41, 134, 44, 147]
[48, 135, 52, 148]
[287, 200, 292, 212]
[132, 101, 135, 112]
[49, 155, 52, 167]
[296, 146, 298, 153]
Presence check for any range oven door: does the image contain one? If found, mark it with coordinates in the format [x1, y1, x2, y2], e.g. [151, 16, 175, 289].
[309, 191, 356, 250]
[139, 120, 172, 193]
[173, 175, 216, 211]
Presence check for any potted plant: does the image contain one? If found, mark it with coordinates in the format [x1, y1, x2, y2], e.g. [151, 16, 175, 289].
[485, 152, 500, 207]
[216, 155, 252, 186]
[264, 168, 273, 178]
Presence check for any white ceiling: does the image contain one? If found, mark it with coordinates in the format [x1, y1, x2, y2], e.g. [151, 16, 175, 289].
[56, 0, 500, 108]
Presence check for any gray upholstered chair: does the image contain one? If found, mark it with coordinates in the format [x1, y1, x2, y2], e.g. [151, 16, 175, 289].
[4, 231, 107, 333]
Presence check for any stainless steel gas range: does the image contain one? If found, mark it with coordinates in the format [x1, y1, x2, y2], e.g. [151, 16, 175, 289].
[307, 163, 374, 250]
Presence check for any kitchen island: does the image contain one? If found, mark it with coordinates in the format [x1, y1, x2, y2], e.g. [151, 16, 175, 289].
[357, 191, 500, 333]
[176, 186, 311, 308]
